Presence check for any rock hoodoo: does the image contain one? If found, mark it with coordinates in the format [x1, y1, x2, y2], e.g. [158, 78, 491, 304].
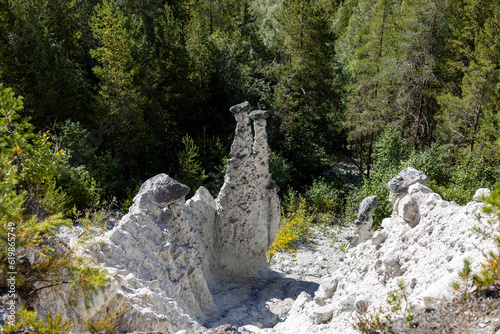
[33, 102, 280, 333]
[212, 102, 280, 276]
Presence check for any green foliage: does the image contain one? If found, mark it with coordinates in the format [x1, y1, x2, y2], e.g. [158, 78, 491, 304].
[354, 279, 416, 332]
[269, 151, 293, 193]
[55, 165, 101, 215]
[0, 0, 499, 232]
[69, 256, 112, 308]
[451, 257, 473, 300]
[435, 154, 498, 205]
[304, 177, 353, 225]
[0, 85, 111, 323]
[177, 134, 208, 197]
[4, 308, 73, 334]
[386, 279, 415, 327]
[354, 307, 389, 334]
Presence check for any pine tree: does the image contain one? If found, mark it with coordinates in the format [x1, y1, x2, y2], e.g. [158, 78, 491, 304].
[0, 0, 94, 126]
[90, 0, 149, 176]
[438, 0, 500, 156]
[269, 0, 343, 182]
[341, 0, 398, 175]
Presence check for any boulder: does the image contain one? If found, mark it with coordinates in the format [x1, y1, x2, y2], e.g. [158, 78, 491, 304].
[398, 195, 420, 227]
[386, 167, 430, 195]
[351, 196, 378, 247]
[313, 304, 335, 324]
[354, 196, 378, 225]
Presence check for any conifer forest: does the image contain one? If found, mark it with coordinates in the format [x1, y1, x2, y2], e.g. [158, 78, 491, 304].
[1, 0, 500, 225]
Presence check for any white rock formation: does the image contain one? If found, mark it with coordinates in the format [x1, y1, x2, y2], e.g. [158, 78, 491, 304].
[33, 102, 281, 333]
[212, 102, 281, 276]
[36, 176, 215, 333]
[273, 168, 497, 334]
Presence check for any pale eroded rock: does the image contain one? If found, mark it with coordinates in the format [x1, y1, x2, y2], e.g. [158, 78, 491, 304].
[212, 103, 280, 276]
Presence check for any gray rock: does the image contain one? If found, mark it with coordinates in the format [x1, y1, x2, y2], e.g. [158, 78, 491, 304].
[229, 101, 251, 114]
[386, 167, 430, 194]
[313, 304, 335, 324]
[315, 276, 339, 304]
[354, 196, 378, 225]
[321, 276, 339, 299]
[473, 188, 491, 202]
[339, 293, 357, 312]
[351, 196, 378, 247]
[371, 230, 387, 246]
[134, 174, 190, 209]
[398, 195, 420, 227]
[249, 110, 270, 120]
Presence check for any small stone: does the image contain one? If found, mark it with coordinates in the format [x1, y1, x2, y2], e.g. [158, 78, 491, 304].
[320, 276, 339, 299]
[355, 299, 370, 314]
[372, 230, 387, 246]
[398, 195, 420, 227]
[313, 304, 335, 324]
[229, 101, 251, 114]
[340, 293, 357, 312]
[249, 110, 270, 120]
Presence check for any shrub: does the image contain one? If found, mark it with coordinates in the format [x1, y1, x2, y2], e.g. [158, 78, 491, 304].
[56, 165, 102, 215]
[176, 134, 207, 197]
[4, 308, 73, 334]
[0, 85, 111, 324]
[354, 279, 415, 333]
[304, 177, 351, 225]
[269, 151, 293, 193]
[435, 154, 498, 205]
[267, 193, 315, 263]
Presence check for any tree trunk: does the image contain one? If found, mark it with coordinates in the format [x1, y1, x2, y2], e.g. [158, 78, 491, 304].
[470, 84, 486, 152]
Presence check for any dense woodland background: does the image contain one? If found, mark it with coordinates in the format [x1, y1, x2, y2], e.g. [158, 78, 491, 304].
[1, 0, 500, 226]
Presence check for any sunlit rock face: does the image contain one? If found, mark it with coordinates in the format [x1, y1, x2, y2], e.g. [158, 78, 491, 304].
[34, 102, 280, 333]
[211, 102, 280, 277]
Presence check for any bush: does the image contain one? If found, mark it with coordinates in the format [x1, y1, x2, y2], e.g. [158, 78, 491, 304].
[269, 151, 293, 193]
[4, 308, 73, 334]
[0, 85, 111, 319]
[304, 177, 352, 225]
[435, 154, 498, 205]
[176, 134, 208, 197]
[56, 165, 101, 215]
[267, 191, 315, 263]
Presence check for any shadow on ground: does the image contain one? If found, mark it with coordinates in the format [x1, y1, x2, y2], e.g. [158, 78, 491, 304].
[203, 271, 319, 329]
